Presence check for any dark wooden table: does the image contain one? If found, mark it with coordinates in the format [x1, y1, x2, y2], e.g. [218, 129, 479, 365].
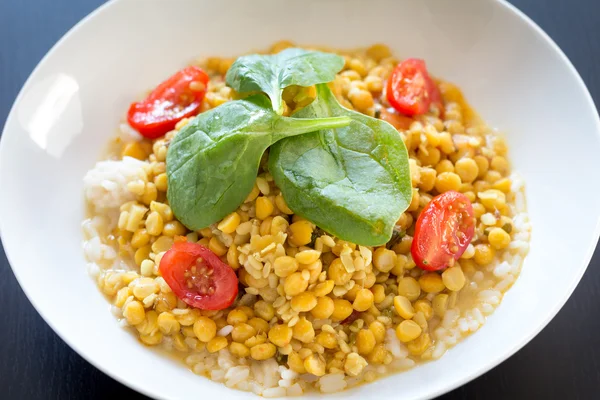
[1, 0, 599, 398]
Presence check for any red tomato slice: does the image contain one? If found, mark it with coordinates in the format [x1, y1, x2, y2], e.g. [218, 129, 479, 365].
[386, 58, 441, 116]
[411, 191, 475, 271]
[127, 66, 209, 139]
[159, 241, 238, 310]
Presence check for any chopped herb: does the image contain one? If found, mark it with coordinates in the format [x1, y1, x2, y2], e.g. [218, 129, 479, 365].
[309, 227, 327, 247]
[275, 353, 287, 364]
[386, 228, 405, 249]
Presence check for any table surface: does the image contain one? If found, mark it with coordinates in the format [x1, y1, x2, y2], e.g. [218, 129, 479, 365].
[1, 0, 600, 399]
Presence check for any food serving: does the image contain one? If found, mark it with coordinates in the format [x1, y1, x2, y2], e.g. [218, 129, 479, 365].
[82, 41, 530, 396]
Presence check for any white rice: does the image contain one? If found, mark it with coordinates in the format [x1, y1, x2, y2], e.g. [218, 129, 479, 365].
[83, 236, 116, 263]
[217, 325, 234, 337]
[211, 369, 226, 382]
[318, 373, 347, 393]
[385, 329, 408, 359]
[86, 262, 101, 280]
[493, 261, 511, 278]
[432, 341, 446, 359]
[263, 387, 287, 398]
[83, 156, 148, 211]
[225, 366, 250, 388]
[287, 383, 303, 396]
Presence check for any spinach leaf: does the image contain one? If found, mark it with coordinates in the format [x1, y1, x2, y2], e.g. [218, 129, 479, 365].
[166, 94, 351, 231]
[225, 48, 345, 115]
[268, 84, 412, 246]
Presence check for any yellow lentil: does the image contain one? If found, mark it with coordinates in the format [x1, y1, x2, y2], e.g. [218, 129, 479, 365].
[413, 299, 433, 320]
[248, 317, 269, 334]
[255, 196, 274, 220]
[488, 227, 511, 249]
[474, 244, 495, 265]
[407, 333, 431, 356]
[314, 331, 335, 349]
[283, 272, 309, 296]
[396, 320, 422, 342]
[310, 296, 335, 319]
[122, 141, 148, 160]
[207, 336, 228, 353]
[229, 342, 251, 358]
[287, 351, 306, 374]
[151, 235, 173, 254]
[344, 353, 368, 376]
[217, 212, 241, 234]
[274, 256, 299, 278]
[368, 344, 388, 364]
[232, 323, 257, 343]
[295, 249, 321, 264]
[292, 317, 315, 343]
[131, 229, 150, 249]
[275, 194, 293, 214]
[253, 300, 275, 321]
[208, 236, 227, 256]
[397, 277, 421, 301]
[162, 220, 186, 237]
[288, 220, 313, 246]
[157, 312, 180, 335]
[393, 295, 415, 319]
[373, 247, 397, 273]
[454, 158, 479, 183]
[227, 309, 248, 325]
[435, 172, 462, 193]
[291, 292, 318, 312]
[369, 321, 386, 343]
[353, 288, 375, 312]
[418, 273, 446, 293]
[370, 285, 386, 305]
[313, 280, 335, 297]
[268, 324, 293, 347]
[331, 299, 354, 321]
[442, 267, 466, 291]
[123, 300, 145, 326]
[134, 245, 151, 267]
[193, 317, 217, 342]
[250, 343, 277, 360]
[328, 258, 352, 285]
[304, 353, 326, 376]
[432, 293, 449, 317]
[356, 329, 376, 355]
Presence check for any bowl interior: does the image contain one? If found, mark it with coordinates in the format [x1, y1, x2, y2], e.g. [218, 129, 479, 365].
[1, 0, 599, 399]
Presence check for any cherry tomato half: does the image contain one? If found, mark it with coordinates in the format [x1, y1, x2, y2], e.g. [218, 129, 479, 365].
[411, 191, 475, 271]
[386, 58, 441, 116]
[159, 241, 238, 310]
[127, 66, 209, 139]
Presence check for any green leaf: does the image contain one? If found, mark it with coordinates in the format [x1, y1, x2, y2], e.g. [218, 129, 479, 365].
[268, 84, 412, 246]
[225, 48, 345, 115]
[166, 94, 351, 231]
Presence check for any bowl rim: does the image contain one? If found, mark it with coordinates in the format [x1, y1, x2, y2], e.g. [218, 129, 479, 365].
[1, 0, 600, 399]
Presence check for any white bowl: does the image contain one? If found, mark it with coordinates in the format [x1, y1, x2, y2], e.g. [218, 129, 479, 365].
[1, 0, 599, 399]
